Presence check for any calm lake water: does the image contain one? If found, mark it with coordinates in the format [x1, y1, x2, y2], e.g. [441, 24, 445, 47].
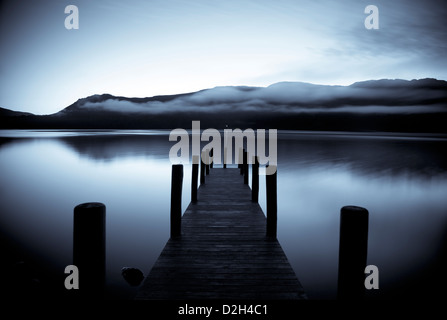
[1, 129, 446, 300]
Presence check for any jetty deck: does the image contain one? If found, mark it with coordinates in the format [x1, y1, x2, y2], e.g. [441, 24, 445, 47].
[136, 167, 306, 300]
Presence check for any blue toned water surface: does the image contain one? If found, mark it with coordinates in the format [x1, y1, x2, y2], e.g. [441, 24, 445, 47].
[0, 130, 446, 299]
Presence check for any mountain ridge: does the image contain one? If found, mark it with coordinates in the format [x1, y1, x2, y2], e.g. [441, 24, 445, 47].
[1, 79, 447, 132]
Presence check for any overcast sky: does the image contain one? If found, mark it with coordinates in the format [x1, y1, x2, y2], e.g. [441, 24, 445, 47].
[1, 0, 446, 114]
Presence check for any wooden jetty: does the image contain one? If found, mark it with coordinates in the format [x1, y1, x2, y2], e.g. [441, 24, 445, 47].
[135, 166, 307, 300]
[72, 151, 369, 300]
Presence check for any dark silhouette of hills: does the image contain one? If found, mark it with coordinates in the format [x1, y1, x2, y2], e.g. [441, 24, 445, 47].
[1, 79, 447, 132]
[0, 107, 34, 117]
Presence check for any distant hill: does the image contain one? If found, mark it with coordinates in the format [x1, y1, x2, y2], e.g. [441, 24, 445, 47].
[0, 107, 34, 117]
[1, 79, 447, 132]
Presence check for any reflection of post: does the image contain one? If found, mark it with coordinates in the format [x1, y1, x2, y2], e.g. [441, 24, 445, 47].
[170, 164, 183, 238]
[191, 155, 199, 203]
[252, 156, 259, 202]
[200, 151, 205, 185]
[266, 167, 277, 238]
[73, 202, 106, 298]
[337, 206, 369, 300]
[243, 150, 248, 184]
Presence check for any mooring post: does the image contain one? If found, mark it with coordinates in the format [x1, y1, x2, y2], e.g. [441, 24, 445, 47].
[266, 166, 277, 238]
[191, 155, 199, 203]
[337, 205, 369, 300]
[170, 164, 183, 238]
[73, 202, 106, 298]
[238, 147, 242, 170]
[243, 150, 249, 184]
[200, 150, 206, 185]
[223, 147, 227, 169]
[205, 149, 210, 175]
[252, 156, 259, 202]
[239, 148, 245, 175]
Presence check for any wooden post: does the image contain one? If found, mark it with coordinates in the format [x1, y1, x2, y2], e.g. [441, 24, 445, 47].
[239, 148, 244, 175]
[205, 149, 210, 175]
[170, 164, 183, 238]
[266, 167, 277, 238]
[243, 150, 248, 184]
[223, 147, 227, 169]
[191, 155, 199, 203]
[73, 202, 106, 297]
[200, 150, 205, 185]
[337, 205, 369, 300]
[210, 148, 213, 169]
[238, 147, 242, 171]
[252, 156, 259, 202]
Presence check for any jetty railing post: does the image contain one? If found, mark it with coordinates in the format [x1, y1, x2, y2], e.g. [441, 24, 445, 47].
[223, 147, 227, 169]
[266, 166, 277, 238]
[200, 150, 206, 185]
[239, 148, 244, 174]
[243, 150, 248, 184]
[252, 156, 259, 202]
[73, 202, 106, 298]
[191, 155, 199, 203]
[337, 205, 369, 300]
[205, 149, 210, 175]
[170, 164, 184, 238]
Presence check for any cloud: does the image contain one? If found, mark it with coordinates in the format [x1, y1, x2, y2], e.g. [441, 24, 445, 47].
[339, 0, 447, 57]
[78, 79, 447, 116]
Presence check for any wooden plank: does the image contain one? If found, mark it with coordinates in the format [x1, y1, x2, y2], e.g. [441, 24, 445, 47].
[136, 168, 306, 300]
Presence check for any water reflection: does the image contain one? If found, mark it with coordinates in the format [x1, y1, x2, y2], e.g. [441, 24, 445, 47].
[58, 134, 172, 161]
[277, 133, 447, 179]
[2, 131, 446, 179]
[0, 130, 446, 300]
[0, 134, 177, 299]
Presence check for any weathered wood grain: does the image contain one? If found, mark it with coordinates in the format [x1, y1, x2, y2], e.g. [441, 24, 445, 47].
[136, 168, 306, 300]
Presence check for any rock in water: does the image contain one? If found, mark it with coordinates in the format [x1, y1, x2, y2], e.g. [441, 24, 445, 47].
[121, 267, 144, 286]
